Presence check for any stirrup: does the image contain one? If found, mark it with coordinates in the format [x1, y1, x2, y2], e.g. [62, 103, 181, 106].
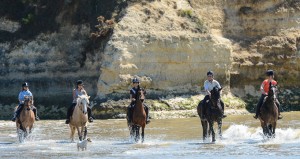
[253, 115, 258, 119]
[278, 115, 283, 120]
[65, 119, 70, 124]
[222, 114, 227, 118]
[11, 117, 16, 122]
[146, 119, 151, 124]
[35, 116, 40, 121]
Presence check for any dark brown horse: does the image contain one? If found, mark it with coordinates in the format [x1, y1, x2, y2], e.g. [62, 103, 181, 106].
[129, 85, 146, 143]
[259, 82, 278, 138]
[16, 96, 35, 143]
[197, 87, 223, 142]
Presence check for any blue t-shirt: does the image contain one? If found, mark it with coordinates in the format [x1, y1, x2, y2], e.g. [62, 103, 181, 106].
[18, 90, 33, 104]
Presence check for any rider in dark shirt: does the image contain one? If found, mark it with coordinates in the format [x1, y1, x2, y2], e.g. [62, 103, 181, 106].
[127, 78, 150, 124]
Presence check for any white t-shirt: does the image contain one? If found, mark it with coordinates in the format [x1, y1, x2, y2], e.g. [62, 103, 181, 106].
[204, 79, 221, 95]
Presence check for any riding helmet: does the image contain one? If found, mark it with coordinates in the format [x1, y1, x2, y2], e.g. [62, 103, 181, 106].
[266, 70, 274, 76]
[22, 82, 29, 87]
[207, 71, 214, 76]
[76, 80, 83, 85]
[132, 78, 140, 83]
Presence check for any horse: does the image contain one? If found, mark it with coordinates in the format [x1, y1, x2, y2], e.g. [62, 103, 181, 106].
[16, 96, 35, 143]
[259, 82, 278, 138]
[197, 87, 223, 142]
[69, 95, 90, 142]
[128, 85, 147, 143]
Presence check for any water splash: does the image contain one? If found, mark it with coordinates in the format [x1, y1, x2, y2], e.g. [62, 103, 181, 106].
[221, 124, 300, 145]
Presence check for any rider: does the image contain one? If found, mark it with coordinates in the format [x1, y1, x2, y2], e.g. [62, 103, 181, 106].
[253, 70, 282, 119]
[127, 78, 150, 124]
[12, 82, 40, 121]
[200, 71, 227, 119]
[65, 80, 94, 124]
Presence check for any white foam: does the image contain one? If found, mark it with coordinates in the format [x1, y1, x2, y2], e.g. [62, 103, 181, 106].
[221, 124, 300, 145]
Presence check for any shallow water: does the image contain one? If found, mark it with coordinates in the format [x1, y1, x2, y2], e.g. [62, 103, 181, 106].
[1, 112, 300, 159]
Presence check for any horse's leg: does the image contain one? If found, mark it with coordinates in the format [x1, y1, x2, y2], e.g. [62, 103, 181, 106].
[29, 125, 33, 134]
[77, 127, 82, 141]
[218, 119, 222, 139]
[268, 125, 272, 137]
[135, 126, 140, 143]
[260, 121, 267, 136]
[201, 120, 207, 141]
[209, 120, 215, 142]
[24, 128, 28, 139]
[83, 126, 87, 140]
[141, 126, 145, 143]
[272, 122, 276, 138]
[70, 126, 75, 142]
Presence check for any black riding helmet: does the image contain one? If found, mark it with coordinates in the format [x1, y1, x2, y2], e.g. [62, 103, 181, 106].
[76, 80, 83, 86]
[266, 70, 274, 76]
[207, 71, 214, 76]
[132, 78, 139, 83]
[22, 82, 29, 87]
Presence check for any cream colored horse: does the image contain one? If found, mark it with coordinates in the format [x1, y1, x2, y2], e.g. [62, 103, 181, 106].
[69, 95, 90, 142]
[16, 96, 35, 143]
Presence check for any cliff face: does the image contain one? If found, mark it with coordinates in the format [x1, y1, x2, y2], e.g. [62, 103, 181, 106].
[98, 0, 300, 109]
[0, 0, 125, 119]
[97, 0, 232, 99]
[0, 0, 299, 119]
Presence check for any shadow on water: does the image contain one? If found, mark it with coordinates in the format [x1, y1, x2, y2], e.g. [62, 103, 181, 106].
[0, 142, 13, 145]
[56, 140, 75, 144]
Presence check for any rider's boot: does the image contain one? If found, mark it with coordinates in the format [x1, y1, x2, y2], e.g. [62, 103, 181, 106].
[11, 113, 17, 122]
[276, 100, 283, 120]
[32, 106, 40, 121]
[127, 106, 132, 123]
[12, 104, 23, 122]
[220, 100, 227, 118]
[65, 104, 75, 124]
[144, 105, 150, 124]
[87, 106, 94, 123]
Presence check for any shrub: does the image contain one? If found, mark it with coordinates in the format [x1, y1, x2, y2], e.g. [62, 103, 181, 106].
[90, 16, 115, 40]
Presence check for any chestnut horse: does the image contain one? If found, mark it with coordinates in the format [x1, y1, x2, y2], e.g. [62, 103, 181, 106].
[259, 82, 278, 138]
[69, 95, 90, 142]
[16, 96, 35, 143]
[129, 85, 146, 143]
[197, 87, 223, 142]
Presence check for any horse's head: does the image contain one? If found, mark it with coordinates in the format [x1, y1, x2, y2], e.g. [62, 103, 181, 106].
[135, 85, 145, 101]
[210, 86, 222, 109]
[24, 96, 33, 110]
[77, 95, 90, 114]
[268, 82, 277, 100]
[210, 86, 222, 101]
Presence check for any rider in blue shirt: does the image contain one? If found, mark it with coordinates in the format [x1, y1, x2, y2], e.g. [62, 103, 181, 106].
[12, 82, 40, 121]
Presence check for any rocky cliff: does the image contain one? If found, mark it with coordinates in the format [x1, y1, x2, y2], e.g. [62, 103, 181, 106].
[0, 0, 299, 119]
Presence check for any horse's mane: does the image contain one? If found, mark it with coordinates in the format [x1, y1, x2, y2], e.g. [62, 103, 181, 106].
[76, 95, 90, 105]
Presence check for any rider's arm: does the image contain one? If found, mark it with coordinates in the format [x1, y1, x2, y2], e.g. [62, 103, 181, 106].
[204, 81, 211, 96]
[130, 89, 136, 101]
[72, 89, 76, 101]
[260, 82, 266, 95]
[18, 92, 23, 104]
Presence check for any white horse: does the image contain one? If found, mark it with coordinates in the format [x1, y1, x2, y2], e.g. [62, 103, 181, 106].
[69, 95, 90, 142]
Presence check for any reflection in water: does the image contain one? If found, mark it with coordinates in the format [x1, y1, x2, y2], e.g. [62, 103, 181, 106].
[0, 112, 300, 158]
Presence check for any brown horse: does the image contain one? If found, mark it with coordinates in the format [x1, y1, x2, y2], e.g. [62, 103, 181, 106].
[259, 82, 278, 138]
[69, 95, 90, 142]
[129, 85, 146, 143]
[16, 96, 35, 143]
[197, 87, 223, 142]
